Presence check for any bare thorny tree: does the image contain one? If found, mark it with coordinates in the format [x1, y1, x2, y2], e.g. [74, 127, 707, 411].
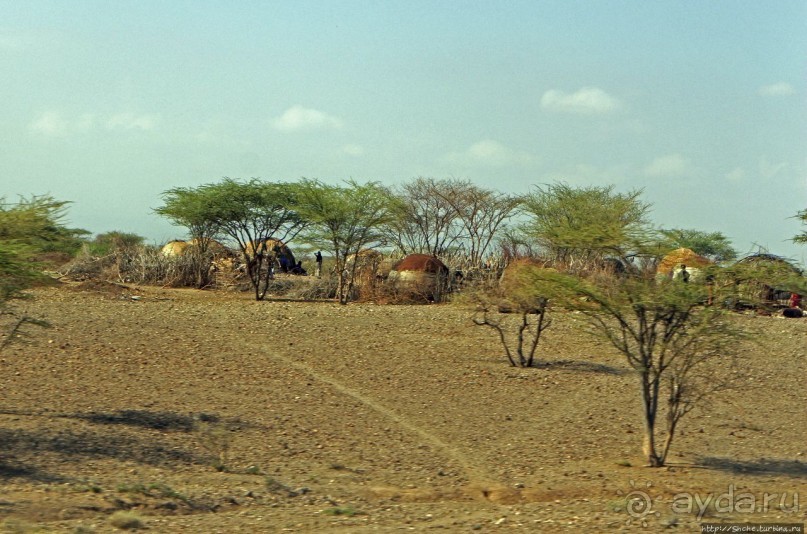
[473, 298, 550, 368]
[386, 177, 522, 270]
[386, 177, 465, 257]
[473, 260, 552, 368]
[438, 183, 523, 269]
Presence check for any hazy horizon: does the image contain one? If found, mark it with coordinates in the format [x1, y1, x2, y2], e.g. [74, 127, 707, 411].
[3, 1, 805, 264]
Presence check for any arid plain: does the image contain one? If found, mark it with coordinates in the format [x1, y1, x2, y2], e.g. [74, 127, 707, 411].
[1, 281, 805, 532]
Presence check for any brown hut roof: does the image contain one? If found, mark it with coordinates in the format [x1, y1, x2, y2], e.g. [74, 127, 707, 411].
[392, 254, 448, 274]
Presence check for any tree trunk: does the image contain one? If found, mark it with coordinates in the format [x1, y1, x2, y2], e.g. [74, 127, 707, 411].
[640, 372, 664, 466]
[659, 420, 677, 467]
[337, 270, 348, 305]
[641, 422, 663, 467]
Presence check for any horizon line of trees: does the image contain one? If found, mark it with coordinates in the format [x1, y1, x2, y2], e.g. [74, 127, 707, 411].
[153, 176, 804, 298]
[153, 177, 805, 263]
[2, 178, 805, 303]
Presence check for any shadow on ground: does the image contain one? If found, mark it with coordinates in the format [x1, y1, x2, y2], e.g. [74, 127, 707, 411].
[68, 409, 261, 433]
[0, 409, 244, 482]
[535, 359, 629, 375]
[697, 457, 807, 478]
[0, 461, 67, 484]
[0, 427, 201, 468]
[70, 410, 216, 432]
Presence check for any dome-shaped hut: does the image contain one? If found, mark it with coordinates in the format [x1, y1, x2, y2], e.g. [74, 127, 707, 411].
[161, 238, 231, 258]
[387, 254, 450, 302]
[657, 248, 713, 282]
[243, 239, 296, 272]
[731, 253, 803, 309]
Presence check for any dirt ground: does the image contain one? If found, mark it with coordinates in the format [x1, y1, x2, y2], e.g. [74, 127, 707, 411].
[1, 281, 805, 532]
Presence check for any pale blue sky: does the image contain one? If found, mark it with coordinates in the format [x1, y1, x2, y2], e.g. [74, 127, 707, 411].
[2, 1, 806, 263]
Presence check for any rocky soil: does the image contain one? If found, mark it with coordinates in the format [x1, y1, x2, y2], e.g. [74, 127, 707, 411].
[0, 281, 805, 532]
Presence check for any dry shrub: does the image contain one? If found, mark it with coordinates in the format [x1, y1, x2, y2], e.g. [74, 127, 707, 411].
[60, 246, 221, 288]
[451, 267, 501, 293]
[108, 511, 145, 530]
[291, 276, 338, 300]
[144, 251, 196, 287]
[0, 518, 37, 533]
[59, 249, 106, 281]
[60, 245, 171, 285]
[225, 274, 328, 299]
[354, 278, 383, 302]
[258, 278, 297, 296]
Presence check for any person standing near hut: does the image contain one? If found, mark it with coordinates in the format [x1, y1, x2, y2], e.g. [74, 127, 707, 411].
[675, 264, 690, 283]
[315, 250, 323, 278]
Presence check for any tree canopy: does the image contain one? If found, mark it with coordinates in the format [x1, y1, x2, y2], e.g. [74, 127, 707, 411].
[0, 195, 81, 348]
[520, 266, 740, 467]
[385, 178, 522, 267]
[658, 228, 737, 263]
[297, 179, 395, 304]
[155, 186, 222, 246]
[520, 183, 651, 267]
[0, 195, 88, 256]
[385, 177, 466, 257]
[157, 178, 307, 299]
[0, 195, 87, 303]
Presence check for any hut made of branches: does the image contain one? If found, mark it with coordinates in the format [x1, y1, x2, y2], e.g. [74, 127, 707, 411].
[729, 253, 803, 308]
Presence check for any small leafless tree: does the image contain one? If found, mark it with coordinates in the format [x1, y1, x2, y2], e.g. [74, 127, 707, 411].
[473, 260, 552, 367]
[474, 298, 550, 368]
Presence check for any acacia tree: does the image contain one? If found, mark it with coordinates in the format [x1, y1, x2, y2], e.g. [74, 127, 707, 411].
[197, 179, 306, 300]
[0, 195, 87, 257]
[521, 183, 651, 270]
[385, 177, 466, 257]
[297, 179, 395, 304]
[0, 195, 83, 349]
[658, 228, 737, 263]
[155, 186, 223, 288]
[525, 268, 739, 467]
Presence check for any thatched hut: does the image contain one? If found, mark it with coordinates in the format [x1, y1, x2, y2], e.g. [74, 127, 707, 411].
[387, 254, 450, 302]
[161, 238, 231, 258]
[243, 239, 296, 272]
[657, 248, 713, 282]
[345, 249, 384, 288]
[730, 253, 803, 308]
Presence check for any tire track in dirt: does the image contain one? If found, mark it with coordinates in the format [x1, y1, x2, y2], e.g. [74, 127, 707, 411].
[252, 343, 496, 485]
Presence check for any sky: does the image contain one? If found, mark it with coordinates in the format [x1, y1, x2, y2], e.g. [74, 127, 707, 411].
[2, 1, 806, 264]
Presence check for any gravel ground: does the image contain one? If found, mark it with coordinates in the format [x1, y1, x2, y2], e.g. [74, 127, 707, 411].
[0, 281, 805, 532]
